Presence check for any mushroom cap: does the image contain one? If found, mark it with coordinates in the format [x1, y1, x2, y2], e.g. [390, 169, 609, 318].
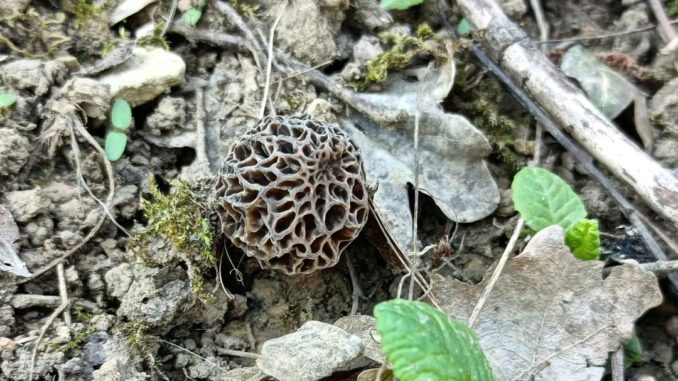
[216, 115, 369, 274]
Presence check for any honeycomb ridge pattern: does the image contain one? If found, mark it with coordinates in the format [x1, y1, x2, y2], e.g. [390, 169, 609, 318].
[216, 115, 369, 274]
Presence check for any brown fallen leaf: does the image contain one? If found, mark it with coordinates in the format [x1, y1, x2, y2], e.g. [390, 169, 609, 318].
[432, 226, 662, 381]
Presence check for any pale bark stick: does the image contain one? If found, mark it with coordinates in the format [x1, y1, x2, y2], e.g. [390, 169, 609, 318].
[457, 0, 678, 226]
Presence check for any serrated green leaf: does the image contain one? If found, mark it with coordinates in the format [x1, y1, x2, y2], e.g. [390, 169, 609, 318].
[565, 219, 601, 260]
[111, 99, 132, 130]
[183, 8, 202, 27]
[374, 299, 495, 381]
[457, 18, 472, 36]
[512, 167, 587, 231]
[380, 0, 425, 11]
[561, 45, 635, 118]
[105, 131, 127, 161]
[0, 93, 17, 108]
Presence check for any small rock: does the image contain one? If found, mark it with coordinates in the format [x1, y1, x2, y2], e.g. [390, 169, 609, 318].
[97, 47, 186, 106]
[274, 0, 347, 65]
[654, 138, 678, 168]
[353, 36, 383, 65]
[56, 357, 94, 381]
[496, 188, 514, 217]
[499, 0, 527, 18]
[334, 315, 385, 364]
[110, 0, 158, 24]
[4, 187, 50, 223]
[650, 78, 678, 132]
[83, 332, 110, 366]
[652, 341, 673, 364]
[145, 97, 187, 135]
[90, 314, 114, 332]
[92, 336, 146, 381]
[0, 58, 72, 96]
[104, 263, 134, 299]
[0, 0, 30, 17]
[350, 0, 392, 31]
[24, 215, 54, 246]
[612, 4, 652, 60]
[0, 128, 30, 177]
[257, 321, 363, 381]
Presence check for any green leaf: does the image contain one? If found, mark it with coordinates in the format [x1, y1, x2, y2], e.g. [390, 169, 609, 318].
[105, 131, 127, 161]
[565, 219, 601, 260]
[457, 18, 472, 36]
[0, 93, 17, 108]
[110, 99, 132, 130]
[374, 299, 495, 381]
[561, 45, 635, 118]
[380, 0, 426, 11]
[512, 167, 587, 231]
[183, 8, 202, 27]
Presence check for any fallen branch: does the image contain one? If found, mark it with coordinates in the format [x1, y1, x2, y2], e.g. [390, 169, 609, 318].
[456, 0, 678, 226]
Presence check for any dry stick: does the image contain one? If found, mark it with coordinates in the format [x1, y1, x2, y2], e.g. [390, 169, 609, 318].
[157, 339, 231, 373]
[259, 0, 287, 118]
[636, 213, 678, 255]
[408, 111, 421, 301]
[346, 253, 365, 315]
[10, 294, 99, 311]
[440, 0, 675, 290]
[611, 347, 625, 381]
[17, 121, 117, 284]
[530, 0, 549, 44]
[639, 260, 678, 276]
[468, 218, 525, 329]
[159, 0, 179, 37]
[28, 301, 70, 381]
[536, 19, 678, 44]
[457, 0, 678, 226]
[648, 0, 676, 42]
[56, 263, 71, 326]
[170, 23, 249, 51]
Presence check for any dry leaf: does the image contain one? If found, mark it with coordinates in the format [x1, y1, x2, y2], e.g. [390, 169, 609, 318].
[432, 226, 662, 381]
[0, 205, 30, 277]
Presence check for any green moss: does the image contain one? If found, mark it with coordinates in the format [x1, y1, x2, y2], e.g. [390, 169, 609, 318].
[360, 24, 449, 89]
[64, 0, 102, 28]
[667, 0, 678, 17]
[128, 176, 215, 302]
[230, 0, 260, 18]
[51, 328, 96, 354]
[137, 20, 170, 50]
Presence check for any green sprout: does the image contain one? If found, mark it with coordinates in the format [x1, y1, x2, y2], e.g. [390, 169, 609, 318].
[105, 98, 132, 162]
[512, 167, 601, 260]
[0, 93, 17, 109]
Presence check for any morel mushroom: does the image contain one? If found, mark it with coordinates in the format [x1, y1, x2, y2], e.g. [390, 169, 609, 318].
[216, 115, 369, 274]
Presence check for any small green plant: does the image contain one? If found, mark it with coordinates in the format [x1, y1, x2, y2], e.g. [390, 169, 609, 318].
[183, 0, 206, 27]
[0, 93, 17, 109]
[361, 24, 447, 89]
[128, 176, 215, 302]
[380, 0, 426, 10]
[50, 328, 96, 354]
[374, 299, 495, 381]
[105, 98, 132, 161]
[511, 167, 601, 260]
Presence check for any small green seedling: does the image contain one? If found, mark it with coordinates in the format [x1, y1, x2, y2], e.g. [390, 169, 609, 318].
[375, 299, 495, 381]
[0, 93, 17, 109]
[512, 167, 601, 260]
[457, 18, 472, 36]
[380, 0, 426, 10]
[183, 0, 206, 27]
[105, 98, 132, 161]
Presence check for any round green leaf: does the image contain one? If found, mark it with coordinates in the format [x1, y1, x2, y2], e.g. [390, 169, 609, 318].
[375, 299, 495, 381]
[380, 0, 425, 11]
[565, 219, 601, 260]
[512, 167, 587, 231]
[111, 99, 132, 130]
[0, 93, 17, 108]
[183, 8, 202, 27]
[105, 131, 127, 161]
[457, 18, 472, 36]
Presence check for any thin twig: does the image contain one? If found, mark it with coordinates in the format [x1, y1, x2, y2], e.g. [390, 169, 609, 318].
[537, 19, 678, 44]
[639, 260, 678, 276]
[611, 347, 625, 381]
[160, 0, 179, 37]
[259, 0, 287, 118]
[212, 0, 266, 70]
[647, 0, 676, 42]
[408, 111, 421, 301]
[468, 218, 525, 328]
[28, 301, 70, 381]
[56, 264, 71, 327]
[170, 22, 249, 51]
[530, 0, 549, 45]
[157, 338, 230, 373]
[346, 253, 365, 315]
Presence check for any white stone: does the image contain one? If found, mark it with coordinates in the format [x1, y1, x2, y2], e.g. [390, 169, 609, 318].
[97, 47, 185, 106]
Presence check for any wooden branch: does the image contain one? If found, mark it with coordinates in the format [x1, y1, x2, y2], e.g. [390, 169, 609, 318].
[457, 0, 678, 226]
